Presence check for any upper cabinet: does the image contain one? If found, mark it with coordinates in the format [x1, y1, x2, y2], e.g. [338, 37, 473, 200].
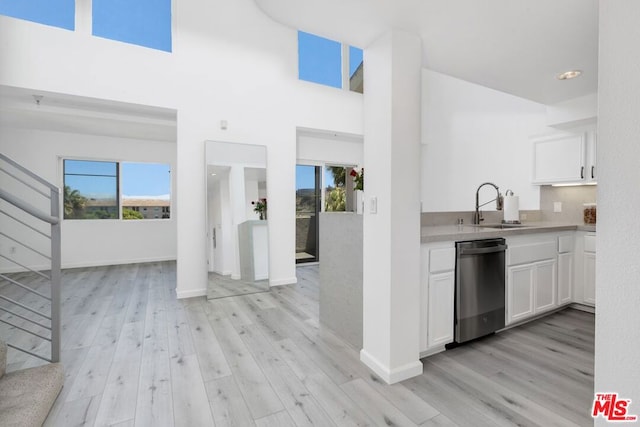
[531, 128, 597, 185]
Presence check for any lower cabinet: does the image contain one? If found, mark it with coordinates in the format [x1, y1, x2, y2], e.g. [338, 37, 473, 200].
[583, 252, 596, 305]
[506, 234, 558, 325]
[427, 271, 455, 349]
[507, 259, 557, 324]
[573, 232, 596, 307]
[557, 252, 573, 305]
[420, 243, 455, 354]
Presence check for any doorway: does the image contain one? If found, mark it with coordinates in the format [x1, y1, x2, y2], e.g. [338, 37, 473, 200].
[295, 165, 320, 263]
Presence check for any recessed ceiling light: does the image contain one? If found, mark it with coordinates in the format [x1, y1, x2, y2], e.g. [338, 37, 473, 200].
[556, 70, 582, 80]
[210, 173, 217, 176]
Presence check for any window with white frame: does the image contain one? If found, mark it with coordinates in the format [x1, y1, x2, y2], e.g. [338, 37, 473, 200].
[63, 159, 171, 220]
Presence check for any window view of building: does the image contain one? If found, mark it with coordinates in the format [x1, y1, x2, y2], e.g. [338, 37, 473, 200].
[63, 160, 119, 219]
[349, 46, 364, 93]
[121, 162, 171, 220]
[63, 160, 171, 220]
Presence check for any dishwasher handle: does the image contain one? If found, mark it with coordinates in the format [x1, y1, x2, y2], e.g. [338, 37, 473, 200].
[458, 244, 507, 255]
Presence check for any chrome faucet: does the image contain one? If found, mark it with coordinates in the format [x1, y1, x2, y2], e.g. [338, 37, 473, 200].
[473, 182, 503, 224]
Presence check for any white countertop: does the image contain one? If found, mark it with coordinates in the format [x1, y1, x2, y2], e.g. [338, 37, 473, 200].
[421, 222, 596, 243]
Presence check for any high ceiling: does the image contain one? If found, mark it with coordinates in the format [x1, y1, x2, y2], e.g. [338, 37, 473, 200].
[254, 0, 599, 105]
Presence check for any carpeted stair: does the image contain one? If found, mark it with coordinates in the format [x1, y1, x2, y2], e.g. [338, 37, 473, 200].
[0, 341, 64, 427]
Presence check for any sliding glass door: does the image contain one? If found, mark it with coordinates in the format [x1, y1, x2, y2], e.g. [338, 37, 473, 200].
[296, 165, 321, 263]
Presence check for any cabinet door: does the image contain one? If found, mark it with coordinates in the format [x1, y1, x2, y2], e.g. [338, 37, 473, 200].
[507, 264, 535, 324]
[558, 252, 573, 305]
[534, 259, 557, 313]
[532, 133, 585, 184]
[427, 271, 454, 349]
[583, 253, 596, 305]
[587, 130, 597, 183]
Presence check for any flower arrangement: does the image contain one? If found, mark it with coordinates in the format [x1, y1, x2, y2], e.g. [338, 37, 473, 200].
[350, 167, 364, 191]
[252, 198, 267, 220]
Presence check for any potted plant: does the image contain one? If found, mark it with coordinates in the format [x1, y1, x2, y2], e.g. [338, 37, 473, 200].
[252, 198, 267, 220]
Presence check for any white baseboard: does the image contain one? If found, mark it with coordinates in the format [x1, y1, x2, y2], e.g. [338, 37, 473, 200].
[176, 288, 207, 299]
[231, 274, 241, 280]
[1, 257, 176, 275]
[359, 349, 423, 384]
[255, 274, 268, 281]
[269, 276, 298, 287]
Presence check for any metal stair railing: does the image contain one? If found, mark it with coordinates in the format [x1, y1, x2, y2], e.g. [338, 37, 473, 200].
[0, 152, 61, 363]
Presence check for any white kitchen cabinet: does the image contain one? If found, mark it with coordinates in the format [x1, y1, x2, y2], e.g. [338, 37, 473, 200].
[557, 252, 573, 305]
[420, 243, 455, 354]
[506, 234, 558, 325]
[557, 234, 574, 305]
[427, 271, 455, 349]
[532, 132, 585, 184]
[507, 264, 535, 323]
[531, 127, 597, 185]
[534, 259, 557, 312]
[573, 232, 596, 307]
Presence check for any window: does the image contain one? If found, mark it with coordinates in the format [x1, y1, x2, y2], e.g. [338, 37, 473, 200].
[63, 159, 171, 220]
[63, 160, 119, 219]
[121, 162, 171, 220]
[0, 0, 75, 30]
[298, 31, 342, 89]
[324, 166, 346, 212]
[92, 0, 172, 52]
[349, 46, 364, 93]
[298, 31, 364, 93]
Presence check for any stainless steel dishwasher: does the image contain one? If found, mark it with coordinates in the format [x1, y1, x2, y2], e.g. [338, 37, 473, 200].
[454, 238, 507, 344]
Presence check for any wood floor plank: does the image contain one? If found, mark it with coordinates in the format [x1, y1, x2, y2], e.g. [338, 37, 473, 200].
[255, 410, 297, 427]
[207, 312, 284, 419]
[185, 302, 232, 381]
[205, 375, 257, 427]
[238, 324, 335, 427]
[275, 338, 378, 427]
[340, 378, 418, 427]
[169, 353, 215, 427]
[47, 394, 102, 427]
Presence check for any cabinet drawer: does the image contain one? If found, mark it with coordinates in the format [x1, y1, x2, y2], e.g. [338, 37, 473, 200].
[558, 235, 574, 253]
[429, 248, 456, 273]
[584, 235, 596, 253]
[508, 241, 556, 266]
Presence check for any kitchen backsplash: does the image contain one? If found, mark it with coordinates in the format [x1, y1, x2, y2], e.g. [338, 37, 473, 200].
[421, 185, 597, 226]
[539, 185, 597, 223]
[421, 210, 542, 226]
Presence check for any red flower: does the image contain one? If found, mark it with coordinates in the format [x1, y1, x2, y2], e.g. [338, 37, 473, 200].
[350, 169, 358, 177]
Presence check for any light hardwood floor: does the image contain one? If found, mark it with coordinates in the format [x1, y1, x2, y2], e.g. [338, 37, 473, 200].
[1, 262, 594, 426]
[207, 272, 269, 300]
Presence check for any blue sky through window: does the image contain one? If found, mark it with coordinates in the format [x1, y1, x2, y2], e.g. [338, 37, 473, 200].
[93, 0, 172, 52]
[349, 46, 363, 77]
[121, 162, 171, 199]
[0, 0, 74, 30]
[298, 31, 342, 89]
[296, 165, 316, 191]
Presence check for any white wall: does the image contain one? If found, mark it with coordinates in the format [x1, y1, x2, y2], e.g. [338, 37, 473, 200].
[421, 69, 548, 212]
[595, 1, 640, 419]
[297, 131, 364, 166]
[0, 127, 176, 271]
[0, 0, 363, 296]
[546, 93, 598, 129]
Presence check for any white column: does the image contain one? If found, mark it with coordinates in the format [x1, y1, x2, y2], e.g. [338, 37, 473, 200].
[596, 1, 640, 415]
[361, 30, 423, 384]
[229, 165, 246, 280]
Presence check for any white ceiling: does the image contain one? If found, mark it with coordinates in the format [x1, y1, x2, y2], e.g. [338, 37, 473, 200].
[254, 0, 599, 104]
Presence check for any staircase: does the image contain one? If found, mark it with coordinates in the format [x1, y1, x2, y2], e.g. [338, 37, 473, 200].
[0, 153, 64, 425]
